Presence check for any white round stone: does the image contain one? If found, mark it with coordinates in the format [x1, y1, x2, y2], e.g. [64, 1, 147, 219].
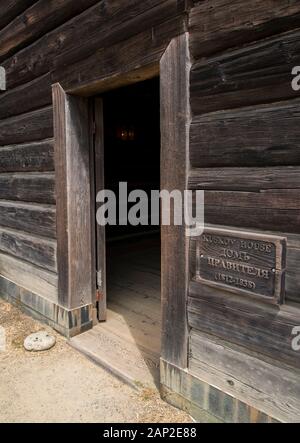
[24, 331, 56, 352]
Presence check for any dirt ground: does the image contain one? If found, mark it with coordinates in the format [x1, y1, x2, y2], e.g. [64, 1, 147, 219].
[0, 299, 192, 423]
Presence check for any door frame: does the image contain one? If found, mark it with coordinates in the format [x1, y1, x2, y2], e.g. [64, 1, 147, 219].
[93, 98, 107, 321]
[52, 33, 190, 370]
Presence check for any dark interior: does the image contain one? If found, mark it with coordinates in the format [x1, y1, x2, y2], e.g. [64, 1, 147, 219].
[102, 77, 161, 308]
[99, 78, 162, 377]
[103, 77, 161, 240]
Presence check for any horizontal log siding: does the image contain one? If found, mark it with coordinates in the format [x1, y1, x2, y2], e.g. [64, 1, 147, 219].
[0, 1, 188, 301]
[187, 0, 300, 389]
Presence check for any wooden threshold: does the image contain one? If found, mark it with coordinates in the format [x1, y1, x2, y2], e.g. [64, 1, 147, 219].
[69, 235, 161, 390]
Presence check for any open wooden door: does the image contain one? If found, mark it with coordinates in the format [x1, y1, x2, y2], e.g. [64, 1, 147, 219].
[94, 98, 107, 321]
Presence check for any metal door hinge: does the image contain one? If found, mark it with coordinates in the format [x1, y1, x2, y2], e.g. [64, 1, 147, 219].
[96, 289, 103, 302]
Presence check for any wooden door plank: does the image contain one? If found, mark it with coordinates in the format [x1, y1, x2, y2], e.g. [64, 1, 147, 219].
[52, 83, 93, 310]
[94, 98, 107, 321]
[160, 33, 190, 369]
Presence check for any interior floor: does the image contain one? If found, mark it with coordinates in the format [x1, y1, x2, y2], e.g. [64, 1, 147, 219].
[106, 234, 161, 356]
[70, 234, 161, 389]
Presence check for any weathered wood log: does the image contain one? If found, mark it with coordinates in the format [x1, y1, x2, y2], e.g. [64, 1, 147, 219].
[189, 330, 300, 423]
[3, 0, 186, 90]
[190, 99, 300, 167]
[190, 29, 300, 115]
[204, 190, 300, 210]
[0, 201, 56, 239]
[52, 15, 186, 95]
[0, 252, 58, 302]
[53, 84, 93, 309]
[0, 173, 55, 204]
[0, 227, 57, 272]
[204, 206, 300, 235]
[189, 0, 300, 58]
[286, 247, 300, 303]
[160, 33, 190, 369]
[0, 73, 52, 120]
[0, 0, 37, 31]
[0, 0, 100, 61]
[54, 0, 186, 70]
[188, 280, 300, 369]
[189, 166, 300, 191]
[201, 189, 300, 234]
[0, 107, 53, 146]
[0, 140, 54, 172]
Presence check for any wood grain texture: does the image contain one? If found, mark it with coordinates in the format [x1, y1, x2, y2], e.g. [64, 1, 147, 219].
[203, 206, 300, 235]
[0, 276, 93, 338]
[53, 0, 186, 70]
[189, 166, 300, 191]
[53, 14, 186, 95]
[188, 280, 300, 369]
[0, 227, 56, 272]
[3, 1, 187, 90]
[52, 84, 68, 306]
[70, 238, 161, 388]
[0, 0, 99, 61]
[190, 100, 300, 168]
[189, 330, 300, 423]
[201, 189, 300, 234]
[94, 98, 107, 321]
[0, 107, 53, 146]
[53, 84, 93, 309]
[160, 33, 190, 369]
[0, 173, 55, 204]
[0, 252, 58, 302]
[190, 28, 300, 115]
[205, 207, 300, 235]
[0, 74, 52, 120]
[0, 0, 37, 31]
[0, 67, 5, 91]
[161, 358, 275, 423]
[189, 0, 300, 58]
[0, 201, 56, 239]
[0, 140, 54, 172]
[286, 247, 300, 303]
[1, 0, 300, 415]
[204, 190, 300, 210]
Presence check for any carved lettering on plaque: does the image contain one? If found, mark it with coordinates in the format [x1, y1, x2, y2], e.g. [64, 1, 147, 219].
[195, 228, 287, 304]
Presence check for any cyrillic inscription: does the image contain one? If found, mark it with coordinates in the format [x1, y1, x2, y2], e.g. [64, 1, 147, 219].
[196, 228, 286, 304]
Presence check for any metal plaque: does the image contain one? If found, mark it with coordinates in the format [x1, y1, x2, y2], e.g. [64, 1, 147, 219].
[195, 228, 287, 304]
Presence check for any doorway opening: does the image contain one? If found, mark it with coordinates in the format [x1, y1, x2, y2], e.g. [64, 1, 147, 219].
[95, 78, 161, 387]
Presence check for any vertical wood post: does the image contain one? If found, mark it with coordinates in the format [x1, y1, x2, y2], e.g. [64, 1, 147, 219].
[0, 67, 6, 91]
[160, 33, 191, 369]
[52, 84, 94, 310]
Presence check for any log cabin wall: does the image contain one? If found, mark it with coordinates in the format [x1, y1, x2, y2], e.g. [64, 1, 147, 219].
[164, 0, 300, 423]
[0, 0, 189, 335]
[1, 0, 300, 423]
